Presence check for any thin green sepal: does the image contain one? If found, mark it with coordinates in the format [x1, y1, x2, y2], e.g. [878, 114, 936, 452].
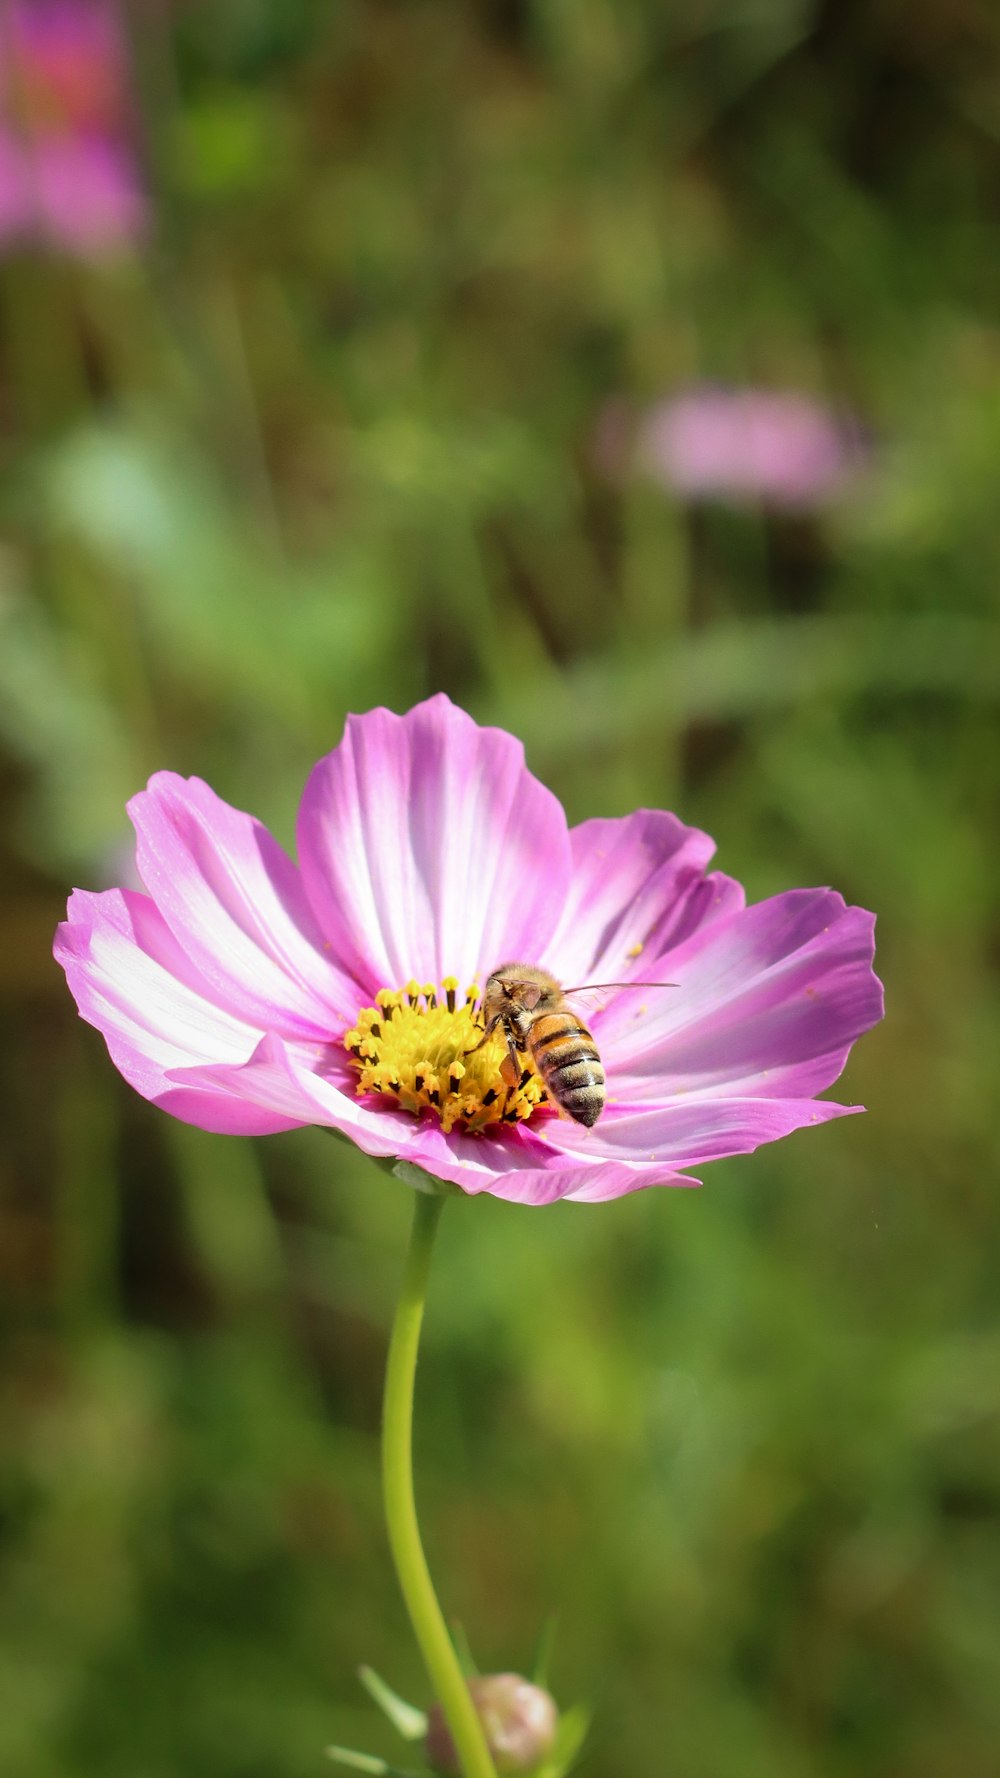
[529, 1615, 557, 1689]
[535, 1702, 591, 1778]
[391, 1159, 464, 1197]
[325, 1745, 424, 1777]
[449, 1619, 480, 1678]
[357, 1665, 428, 1740]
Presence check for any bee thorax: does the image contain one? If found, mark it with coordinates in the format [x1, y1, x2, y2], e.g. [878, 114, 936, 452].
[505, 1007, 534, 1045]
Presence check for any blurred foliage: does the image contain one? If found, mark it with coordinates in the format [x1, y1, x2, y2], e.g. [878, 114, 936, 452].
[2, 2, 1000, 1776]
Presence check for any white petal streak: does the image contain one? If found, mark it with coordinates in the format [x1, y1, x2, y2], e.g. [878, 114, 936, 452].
[57, 888, 261, 1072]
[297, 695, 571, 991]
[129, 773, 356, 1038]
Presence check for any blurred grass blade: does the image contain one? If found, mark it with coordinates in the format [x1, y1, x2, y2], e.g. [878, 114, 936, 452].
[485, 615, 1000, 764]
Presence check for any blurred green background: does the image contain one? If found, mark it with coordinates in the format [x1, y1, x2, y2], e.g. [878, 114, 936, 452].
[2, 3, 999, 1775]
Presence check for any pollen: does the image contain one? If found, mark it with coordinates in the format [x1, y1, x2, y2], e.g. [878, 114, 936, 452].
[343, 978, 552, 1135]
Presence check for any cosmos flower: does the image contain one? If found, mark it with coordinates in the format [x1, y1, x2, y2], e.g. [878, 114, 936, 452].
[0, 0, 145, 252]
[54, 697, 883, 1205]
[633, 385, 863, 509]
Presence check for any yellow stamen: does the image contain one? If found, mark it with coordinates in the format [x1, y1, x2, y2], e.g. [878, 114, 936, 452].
[343, 977, 552, 1135]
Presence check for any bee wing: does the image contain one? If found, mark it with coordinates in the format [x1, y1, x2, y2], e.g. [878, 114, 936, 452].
[562, 980, 677, 1015]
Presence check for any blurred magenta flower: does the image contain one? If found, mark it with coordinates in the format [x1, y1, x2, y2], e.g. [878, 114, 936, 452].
[0, 0, 144, 252]
[633, 385, 862, 508]
[54, 696, 883, 1204]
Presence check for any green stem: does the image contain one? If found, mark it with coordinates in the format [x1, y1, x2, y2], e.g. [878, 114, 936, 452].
[382, 1192, 497, 1778]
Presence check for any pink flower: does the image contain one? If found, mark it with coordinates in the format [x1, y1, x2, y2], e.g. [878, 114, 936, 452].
[0, 124, 31, 234]
[54, 697, 883, 1206]
[1, 1, 130, 131]
[636, 386, 862, 509]
[30, 132, 144, 247]
[0, 0, 145, 252]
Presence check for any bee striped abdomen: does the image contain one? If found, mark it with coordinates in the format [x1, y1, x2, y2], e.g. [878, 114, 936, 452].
[529, 1014, 606, 1128]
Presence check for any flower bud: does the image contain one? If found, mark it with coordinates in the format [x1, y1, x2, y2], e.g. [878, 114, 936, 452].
[425, 1673, 558, 1775]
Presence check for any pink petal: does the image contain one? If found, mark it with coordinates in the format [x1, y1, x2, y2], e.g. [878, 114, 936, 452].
[180, 1038, 697, 1203]
[54, 888, 300, 1134]
[297, 695, 571, 992]
[177, 1034, 409, 1158]
[549, 1094, 859, 1170]
[544, 809, 743, 986]
[597, 891, 882, 1102]
[412, 1124, 699, 1203]
[128, 773, 358, 1041]
[182, 1039, 568, 1186]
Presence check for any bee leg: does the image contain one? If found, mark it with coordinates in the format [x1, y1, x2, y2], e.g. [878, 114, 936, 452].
[464, 1014, 499, 1056]
[499, 1029, 523, 1088]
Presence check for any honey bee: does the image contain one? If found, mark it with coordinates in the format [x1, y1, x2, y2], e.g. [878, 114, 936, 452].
[468, 962, 674, 1128]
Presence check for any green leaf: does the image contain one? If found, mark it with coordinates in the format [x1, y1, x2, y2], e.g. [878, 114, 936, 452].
[357, 1666, 428, 1741]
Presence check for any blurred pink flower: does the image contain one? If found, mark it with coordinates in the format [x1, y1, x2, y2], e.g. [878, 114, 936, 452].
[55, 696, 883, 1206]
[635, 386, 863, 509]
[0, 123, 31, 233]
[0, 0, 145, 252]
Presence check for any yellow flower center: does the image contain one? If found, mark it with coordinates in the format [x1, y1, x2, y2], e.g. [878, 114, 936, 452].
[343, 978, 552, 1135]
